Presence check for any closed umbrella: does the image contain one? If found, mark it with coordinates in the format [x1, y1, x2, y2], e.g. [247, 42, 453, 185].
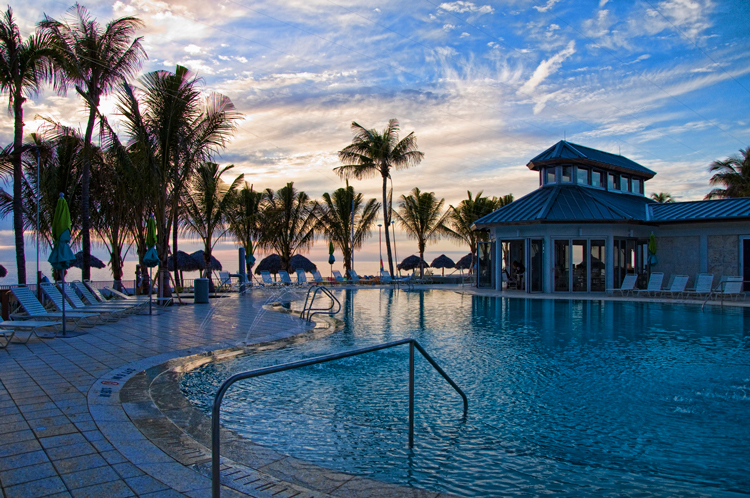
[328, 240, 335, 277]
[246, 241, 256, 267]
[647, 232, 658, 266]
[143, 216, 159, 314]
[48, 193, 77, 336]
[431, 254, 455, 276]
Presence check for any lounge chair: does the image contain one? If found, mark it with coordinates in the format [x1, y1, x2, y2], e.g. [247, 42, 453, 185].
[332, 270, 346, 283]
[10, 285, 98, 329]
[295, 269, 308, 285]
[217, 271, 233, 291]
[0, 317, 60, 344]
[103, 287, 152, 303]
[683, 274, 714, 300]
[278, 270, 293, 285]
[41, 283, 121, 322]
[311, 270, 325, 284]
[347, 270, 361, 283]
[380, 270, 411, 286]
[635, 272, 664, 297]
[259, 271, 278, 286]
[661, 275, 689, 298]
[709, 276, 745, 301]
[607, 274, 637, 296]
[72, 281, 145, 314]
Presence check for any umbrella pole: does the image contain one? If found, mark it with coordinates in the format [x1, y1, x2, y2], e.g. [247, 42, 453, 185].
[149, 267, 153, 315]
[61, 274, 66, 337]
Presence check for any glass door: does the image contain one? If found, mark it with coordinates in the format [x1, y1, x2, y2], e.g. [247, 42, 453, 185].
[477, 241, 494, 288]
[529, 239, 543, 292]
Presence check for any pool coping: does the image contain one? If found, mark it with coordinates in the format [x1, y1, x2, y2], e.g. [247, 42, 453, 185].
[88, 302, 461, 498]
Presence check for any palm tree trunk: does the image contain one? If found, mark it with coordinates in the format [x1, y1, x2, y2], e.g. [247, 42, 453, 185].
[419, 240, 425, 279]
[12, 94, 26, 284]
[382, 175, 394, 276]
[81, 104, 97, 281]
[172, 217, 180, 287]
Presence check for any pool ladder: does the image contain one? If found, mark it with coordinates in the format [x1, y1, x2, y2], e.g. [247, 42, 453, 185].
[210, 338, 469, 498]
[300, 285, 341, 321]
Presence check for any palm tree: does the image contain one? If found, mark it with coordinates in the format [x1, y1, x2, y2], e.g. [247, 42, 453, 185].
[651, 192, 675, 203]
[226, 183, 265, 276]
[705, 147, 750, 199]
[40, 4, 145, 281]
[0, 7, 55, 283]
[446, 190, 513, 271]
[101, 65, 240, 295]
[393, 187, 450, 279]
[262, 182, 317, 272]
[182, 163, 243, 288]
[318, 184, 380, 276]
[335, 119, 424, 278]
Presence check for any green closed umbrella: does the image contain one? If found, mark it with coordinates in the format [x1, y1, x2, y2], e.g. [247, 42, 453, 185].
[328, 240, 335, 278]
[48, 193, 76, 336]
[142, 216, 159, 314]
[245, 240, 256, 267]
[647, 232, 658, 266]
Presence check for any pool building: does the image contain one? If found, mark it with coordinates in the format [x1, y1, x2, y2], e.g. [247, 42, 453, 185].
[473, 140, 750, 294]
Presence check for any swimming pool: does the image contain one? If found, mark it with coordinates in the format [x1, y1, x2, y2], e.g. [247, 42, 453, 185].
[182, 290, 750, 497]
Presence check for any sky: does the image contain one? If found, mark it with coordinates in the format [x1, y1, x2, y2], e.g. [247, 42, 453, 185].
[1, 0, 749, 284]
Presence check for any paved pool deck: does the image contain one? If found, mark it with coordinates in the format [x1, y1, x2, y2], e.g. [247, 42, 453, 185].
[0, 285, 746, 498]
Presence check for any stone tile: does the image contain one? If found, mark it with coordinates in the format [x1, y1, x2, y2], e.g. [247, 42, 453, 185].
[0, 449, 49, 472]
[39, 432, 87, 449]
[0, 461, 58, 486]
[125, 474, 170, 494]
[0, 439, 42, 458]
[53, 453, 108, 475]
[60, 465, 121, 490]
[4, 476, 67, 498]
[100, 450, 128, 465]
[69, 479, 135, 498]
[32, 422, 79, 438]
[45, 442, 97, 460]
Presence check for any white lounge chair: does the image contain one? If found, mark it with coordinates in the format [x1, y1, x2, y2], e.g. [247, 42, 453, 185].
[332, 270, 345, 283]
[662, 275, 689, 298]
[217, 271, 233, 291]
[259, 271, 277, 286]
[607, 274, 637, 296]
[42, 283, 121, 322]
[683, 274, 714, 300]
[710, 276, 745, 301]
[10, 285, 98, 329]
[72, 281, 145, 314]
[311, 270, 325, 284]
[295, 269, 308, 285]
[348, 270, 361, 283]
[278, 270, 293, 285]
[0, 317, 60, 344]
[635, 272, 664, 297]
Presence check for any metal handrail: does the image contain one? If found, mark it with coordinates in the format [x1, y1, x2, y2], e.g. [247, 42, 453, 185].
[300, 285, 341, 321]
[211, 338, 468, 497]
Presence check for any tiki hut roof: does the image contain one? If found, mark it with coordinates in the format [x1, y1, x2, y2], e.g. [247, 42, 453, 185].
[168, 251, 201, 272]
[289, 254, 317, 273]
[73, 251, 105, 269]
[398, 254, 428, 271]
[190, 250, 222, 271]
[255, 254, 282, 274]
[454, 253, 473, 270]
[430, 254, 455, 269]
[0, 264, 6, 278]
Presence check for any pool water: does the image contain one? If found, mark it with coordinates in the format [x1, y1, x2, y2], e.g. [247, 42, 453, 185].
[181, 290, 750, 497]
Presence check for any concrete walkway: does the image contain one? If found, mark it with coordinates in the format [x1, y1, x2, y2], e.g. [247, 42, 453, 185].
[0, 289, 314, 498]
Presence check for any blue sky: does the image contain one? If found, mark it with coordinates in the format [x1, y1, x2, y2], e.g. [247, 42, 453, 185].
[2, 0, 750, 282]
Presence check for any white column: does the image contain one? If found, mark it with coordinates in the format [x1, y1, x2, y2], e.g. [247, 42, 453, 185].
[544, 235, 553, 293]
[495, 231, 503, 291]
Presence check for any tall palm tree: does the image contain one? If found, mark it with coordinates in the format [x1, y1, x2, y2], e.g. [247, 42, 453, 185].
[0, 7, 55, 283]
[182, 162, 243, 287]
[262, 182, 317, 272]
[650, 192, 675, 203]
[40, 4, 145, 281]
[335, 119, 424, 277]
[318, 184, 380, 276]
[705, 147, 750, 199]
[393, 187, 450, 278]
[226, 183, 265, 276]
[446, 190, 513, 271]
[101, 66, 240, 295]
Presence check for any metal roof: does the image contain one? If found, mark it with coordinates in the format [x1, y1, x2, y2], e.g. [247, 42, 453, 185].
[650, 197, 750, 222]
[474, 185, 655, 227]
[528, 141, 657, 179]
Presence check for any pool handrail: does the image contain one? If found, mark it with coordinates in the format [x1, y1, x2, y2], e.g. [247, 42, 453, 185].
[211, 338, 468, 498]
[300, 285, 341, 321]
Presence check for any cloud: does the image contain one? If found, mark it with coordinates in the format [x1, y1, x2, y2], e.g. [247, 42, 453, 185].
[438, 1, 494, 14]
[533, 0, 561, 13]
[517, 40, 576, 95]
[184, 44, 203, 54]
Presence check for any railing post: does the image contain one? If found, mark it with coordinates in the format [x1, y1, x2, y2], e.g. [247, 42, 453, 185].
[408, 340, 415, 448]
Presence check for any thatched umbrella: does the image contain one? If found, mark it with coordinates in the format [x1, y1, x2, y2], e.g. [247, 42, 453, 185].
[190, 250, 222, 271]
[255, 254, 282, 275]
[430, 254, 455, 276]
[73, 251, 105, 269]
[168, 251, 201, 272]
[0, 264, 6, 278]
[289, 254, 317, 273]
[455, 253, 473, 271]
[398, 254, 428, 272]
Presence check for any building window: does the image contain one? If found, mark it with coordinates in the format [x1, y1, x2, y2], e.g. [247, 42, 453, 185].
[546, 168, 556, 185]
[632, 178, 642, 194]
[591, 170, 603, 188]
[562, 166, 572, 183]
[621, 176, 630, 192]
[554, 240, 570, 292]
[577, 167, 589, 185]
[608, 173, 618, 190]
[590, 240, 605, 291]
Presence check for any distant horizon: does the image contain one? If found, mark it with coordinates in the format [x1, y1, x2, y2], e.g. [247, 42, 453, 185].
[2, 0, 749, 284]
